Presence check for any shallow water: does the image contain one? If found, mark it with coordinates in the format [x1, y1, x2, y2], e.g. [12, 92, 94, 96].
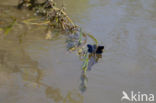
[0, 0, 156, 103]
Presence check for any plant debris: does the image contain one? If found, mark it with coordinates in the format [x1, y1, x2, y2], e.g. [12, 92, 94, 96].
[17, 0, 104, 92]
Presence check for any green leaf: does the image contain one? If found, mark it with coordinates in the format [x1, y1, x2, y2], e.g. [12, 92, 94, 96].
[78, 29, 83, 44]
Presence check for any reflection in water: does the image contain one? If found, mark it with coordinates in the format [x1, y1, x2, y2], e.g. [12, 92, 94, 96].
[80, 72, 88, 92]
[88, 54, 102, 71]
[63, 90, 83, 103]
[38, 82, 83, 103]
[0, 11, 43, 85]
[79, 43, 104, 93]
[80, 52, 102, 93]
[0, 5, 84, 103]
[1, 0, 156, 103]
[45, 86, 83, 103]
[46, 86, 63, 102]
[0, 41, 43, 85]
[65, 28, 104, 93]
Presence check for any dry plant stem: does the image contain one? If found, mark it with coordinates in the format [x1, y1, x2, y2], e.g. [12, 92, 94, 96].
[52, 7, 75, 26]
[18, 0, 75, 29]
[23, 19, 50, 25]
[18, 0, 98, 46]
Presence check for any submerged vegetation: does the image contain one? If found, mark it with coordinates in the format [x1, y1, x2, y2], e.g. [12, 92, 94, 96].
[18, 0, 104, 92]
[0, 0, 104, 93]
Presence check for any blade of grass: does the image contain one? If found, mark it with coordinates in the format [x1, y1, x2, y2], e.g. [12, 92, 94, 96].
[23, 18, 50, 25]
[87, 33, 98, 45]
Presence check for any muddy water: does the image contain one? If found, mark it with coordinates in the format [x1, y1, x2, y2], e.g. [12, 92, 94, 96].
[0, 0, 156, 103]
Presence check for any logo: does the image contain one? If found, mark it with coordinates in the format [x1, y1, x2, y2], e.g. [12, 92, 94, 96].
[121, 91, 155, 102]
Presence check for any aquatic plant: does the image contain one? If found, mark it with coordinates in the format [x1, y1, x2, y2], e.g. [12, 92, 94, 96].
[17, 0, 104, 92]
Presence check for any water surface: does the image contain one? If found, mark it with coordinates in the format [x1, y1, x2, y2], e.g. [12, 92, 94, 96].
[0, 0, 156, 103]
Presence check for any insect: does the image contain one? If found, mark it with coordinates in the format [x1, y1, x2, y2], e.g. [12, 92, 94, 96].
[87, 44, 104, 54]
